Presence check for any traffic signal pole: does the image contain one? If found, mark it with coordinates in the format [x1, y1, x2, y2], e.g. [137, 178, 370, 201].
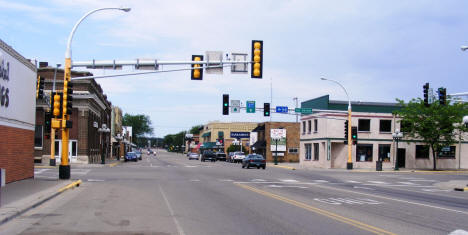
[347, 107, 353, 169]
[50, 127, 56, 166]
[60, 58, 71, 179]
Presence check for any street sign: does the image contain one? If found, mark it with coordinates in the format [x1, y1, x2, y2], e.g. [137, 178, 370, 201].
[205, 51, 223, 74]
[294, 108, 312, 114]
[276, 106, 288, 113]
[230, 132, 250, 139]
[246, 101, 255, 113]
[231, 100, 240, 113]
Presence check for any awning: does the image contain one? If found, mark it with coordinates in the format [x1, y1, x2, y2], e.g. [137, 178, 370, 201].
[251, 140, 266, 149]
[200, 142, 216, 149]
[202, 132, 211, 137]
[252, 125, 265, 132]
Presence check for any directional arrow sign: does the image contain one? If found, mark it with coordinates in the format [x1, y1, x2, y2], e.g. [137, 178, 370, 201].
[276, 106, 288, 113]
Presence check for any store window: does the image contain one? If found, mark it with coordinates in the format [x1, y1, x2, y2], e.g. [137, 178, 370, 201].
[302, 121, 306, 134]
[358, 119, 371, 132]
[305, 144, 312, 160]
[415, 145, 429, 159]
[379, 120, 392, 133]
[378, 144, 391, 162]
[356, 144, 373, 162]
[34, 125, 43, 148]
[288, 148, 298, 154]
[308, 120, 312, 133]
[314, 119, 318, 132]
[313, 143, 319, 161]
[438, 146, 456, 158]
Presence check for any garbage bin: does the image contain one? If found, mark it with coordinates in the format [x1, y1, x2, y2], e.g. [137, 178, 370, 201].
[376, 161, 382, 171]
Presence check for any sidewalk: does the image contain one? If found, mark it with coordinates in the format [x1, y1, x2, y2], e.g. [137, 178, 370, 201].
[35, 158, 123, 168]
[0, 178, 81, 225]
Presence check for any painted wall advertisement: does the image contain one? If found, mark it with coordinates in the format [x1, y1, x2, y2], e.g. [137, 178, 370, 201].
[270, 129, 286, 151]
[0, 43, 36, 130]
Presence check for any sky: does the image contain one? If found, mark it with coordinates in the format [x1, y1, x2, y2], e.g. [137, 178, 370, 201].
[1, 0, 468, 137]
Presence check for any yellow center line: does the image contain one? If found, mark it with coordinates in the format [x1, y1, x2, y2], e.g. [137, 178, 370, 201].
[235, 183, 396, 235]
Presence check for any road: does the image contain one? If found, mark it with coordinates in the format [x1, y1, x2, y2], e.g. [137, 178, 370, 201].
[2, 150, 468, 235]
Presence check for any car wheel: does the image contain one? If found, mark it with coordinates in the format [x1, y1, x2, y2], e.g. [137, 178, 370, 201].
[262, 166, 266, 170]
[242, 164, 245, 168]
[257, 166, 260, 169]
[246, 164, 250, 169]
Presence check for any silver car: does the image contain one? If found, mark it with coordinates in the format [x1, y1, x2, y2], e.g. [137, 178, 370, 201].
[188, 153, 199, 160]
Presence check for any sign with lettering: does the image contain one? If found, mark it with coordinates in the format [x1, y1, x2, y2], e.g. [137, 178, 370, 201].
[230, 132, 250, 139]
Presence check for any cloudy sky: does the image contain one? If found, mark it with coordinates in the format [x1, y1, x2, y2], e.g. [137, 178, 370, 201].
[1, 0, 468, 137]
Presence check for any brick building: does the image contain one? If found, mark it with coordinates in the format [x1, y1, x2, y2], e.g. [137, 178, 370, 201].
[251, 122, 300, 162]
[0, 39, 37, 183]
[34, 63, 112, 164]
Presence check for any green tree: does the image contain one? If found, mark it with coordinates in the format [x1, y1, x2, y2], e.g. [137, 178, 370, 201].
[395, 98, 467, 170]
[226, 144, 248, 155]
[190, 125, 204, 135]
[122, 114, 154, 144]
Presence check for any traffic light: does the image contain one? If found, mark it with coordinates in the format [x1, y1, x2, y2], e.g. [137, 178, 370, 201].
[251, 40, 263, 79]
[222, 94, 229, 115]
[344, 120, 349, 144]
[423, 83, 429, 107]
[36, 76, 44, 99]
[352, 126, 358, 145]
[191, 55, 204, 80]
[438, 87, 447, 106]
[264, 103, 270, 116]
[52, 92, 62, 118]
[63, 80, 73, 115]
[44, 112, 52, 134]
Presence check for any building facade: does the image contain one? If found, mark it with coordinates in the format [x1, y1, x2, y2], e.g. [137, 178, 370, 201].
[300, 95, 468, 169]
[0, 39, 37, 183]
[251, 122, 300, 162]
[111, 106, 123, 159]
[199, 122, 258, 152]
[34, 63, 112, 164]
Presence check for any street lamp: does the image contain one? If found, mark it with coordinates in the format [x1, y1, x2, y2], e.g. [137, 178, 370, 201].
[461, 46, 468, 51]
[463, 116, 468, 128]
[321, 77, 353, 170]
[59, 7, 130, 179]
[392, 129, 403, 171]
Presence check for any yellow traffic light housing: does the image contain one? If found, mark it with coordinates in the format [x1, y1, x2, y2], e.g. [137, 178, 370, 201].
[251, 40, 263, 78]
[52, 92, 62, 117]
[191, 55, 204, 80]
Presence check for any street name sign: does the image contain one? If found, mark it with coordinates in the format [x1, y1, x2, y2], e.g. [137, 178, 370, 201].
[276, 106, 288, 113]
[294, 108, 313, 114]
[246, 101, 255, 113]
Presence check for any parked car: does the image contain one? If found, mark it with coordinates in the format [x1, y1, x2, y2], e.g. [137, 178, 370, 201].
[125, 152, 138, 162]
[215, 151, 227, 161]
[201, 150, 217, 162]
[242, 154, 266, 169]
[135, 150, 142, 160]
[188, 153, 200, 160]
[232, 151, 246, 163]
[227, 152, 235, 162]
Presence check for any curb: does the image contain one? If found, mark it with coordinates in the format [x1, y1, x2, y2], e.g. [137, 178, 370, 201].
[270, 165, 296, 170]
[454, 185, 468, 192]
[0, 179, 82, 226]
[34, 165, 57, 169]
[109, 161, 121, 167]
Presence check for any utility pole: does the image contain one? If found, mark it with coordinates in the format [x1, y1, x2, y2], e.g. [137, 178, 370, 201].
[293, 97, 298, 123]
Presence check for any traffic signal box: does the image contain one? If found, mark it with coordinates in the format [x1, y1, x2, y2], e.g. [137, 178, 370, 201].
[62, 80, 73, 129]
[44, 112, 52, 134]
[191, 55, 204, 80]
[351, 126, 358, 145]
[264, 103, 270, 116]
[438, 87, 447, 106]
[251, 40, 263, 79]
[222, 94, 229, 115]
[423, 83, 429, 107]
[51, 92, 63, 129]
[36, 76, 44, 99]
[344, 120, 349, 144]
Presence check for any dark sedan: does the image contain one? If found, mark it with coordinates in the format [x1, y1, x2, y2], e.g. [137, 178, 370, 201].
[242, 154, 266, 169]
[201, 150, 217, 162]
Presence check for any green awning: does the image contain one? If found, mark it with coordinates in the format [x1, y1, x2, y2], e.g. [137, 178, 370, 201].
[202, 132, 211, 137]
[201, 142, 216, 148]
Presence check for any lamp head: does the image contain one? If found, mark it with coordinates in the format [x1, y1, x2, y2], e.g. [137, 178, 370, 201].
[120, 7, 131, 12]
[320, 77, 327, 81]
[461, 46, 468, 51]
[463, 115, 468, 124]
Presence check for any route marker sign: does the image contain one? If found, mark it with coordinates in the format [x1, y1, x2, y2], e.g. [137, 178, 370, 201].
[276, 106, 288, 113]
[231, 100, 240, 113]
[246, 101, 255, 113]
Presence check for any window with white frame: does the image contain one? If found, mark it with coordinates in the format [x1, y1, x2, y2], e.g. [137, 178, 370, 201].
[313, 143, 319, 161]
[288, 148, 298, 154]
[314, 119, 318, 132]
[302, 121, 306, 134]
[356, 144, 373, 162]
[308, 120, 311, 133]
[379, 120, 392, 133]
[358, 119, 371, 132]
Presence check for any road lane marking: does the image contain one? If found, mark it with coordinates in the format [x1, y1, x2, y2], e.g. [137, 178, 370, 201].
[251, 179, 266, 182]
[267, 185, 308, 189]
[398, 182, 418, 185]
[280, 179, 299, 183]
[313, 180, 329, 183]
[87, 179, 105, 182]
[235, 183, 396, 235]
[367, 181, 387, 184]
[190, 179, 200, 182]
[409, 179, 438, 182]
[308, 183, 468, 215]
[159, 185, 186, 235]
[353, 186, 375, 190]
[314, 198, 383, 205]
[219, 179, 234, 182]
[347, 180, 361, 184]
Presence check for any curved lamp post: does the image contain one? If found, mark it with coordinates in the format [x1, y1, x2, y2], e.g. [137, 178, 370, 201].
[59, 7, 131, 179]
[392, 129, 403, 171]
[321, 77, 353, 169]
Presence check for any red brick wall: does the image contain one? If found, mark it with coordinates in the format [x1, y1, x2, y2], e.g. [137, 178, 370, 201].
[0, 125, 34, 183]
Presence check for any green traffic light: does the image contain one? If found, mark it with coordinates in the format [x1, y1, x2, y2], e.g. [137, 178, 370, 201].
[224, 103, 228, 106]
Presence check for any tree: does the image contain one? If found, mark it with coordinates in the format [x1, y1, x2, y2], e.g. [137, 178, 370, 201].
[395, 98, 467, 170]
[226, 144, 248, 155]
[122, 114, 154, 144]
[190, 125, 204, 135]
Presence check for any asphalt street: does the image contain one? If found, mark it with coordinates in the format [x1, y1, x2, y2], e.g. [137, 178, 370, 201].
[2, 150, 468, 235]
